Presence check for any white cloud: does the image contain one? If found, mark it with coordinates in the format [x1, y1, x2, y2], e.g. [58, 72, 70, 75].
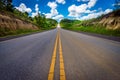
[45, 13, 64, 21]
[68, 4, 88, 14]
[68, 5, 76, 12]
[53, 14, 64, 21]
[68, 4, 88, 18]
[47, 2, 57, 9]
[35, 4, 39, 12]
[81, 11, 103, 20]
[45, 1, 59, 19]
[31, 4, 40, 17]
[45, 1, 64, 21]
[68, 5, 79, 17]
[112, 2, 120, 7]
[68, 5, 76, 16]
[45, 7, 59, 18]
[88, 0, 97, 8]
[31, 13, 38, 17]
[56, 0, 66, 4]
[45, 13, 53, 18]
[104, 9, 112, 14]
[45, 8, 59, 19]
[77, 0, 89, 2]
[85, 10, 96, 13]
[80, 9, 113, 20]
[50, 9, 59, 16]
[76, 4, 88, 13]
[68, 0, 98, 18]
[15, 3, 32, 13]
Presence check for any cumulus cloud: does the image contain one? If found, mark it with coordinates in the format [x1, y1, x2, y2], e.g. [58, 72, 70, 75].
[45, 13, 53, 18]
[31, 4, 40, 17]
[45, 8, 59, 18]
[68, 4, 88, 14]
[112, 1, 120, 7]
[50, 9, 59, 16]
[53, 14, 64, 21]
[35, 4, 39, 12]
[81, 11, 103, 20]
[45, 2, 58, 19]
[68, 0, 112, 21]
[80, 9, 113, 20]
[104, 9, 113, 14]
[56, 0, 66, 4]
[88, 0, 97, 8]
[45, 1, 64, 21]
[77, 0, 89, 2]
[68, 4, 88, 18]
[68, 0, 97, 18]
[76, 4, 88, 13]
[47, 2, 57, 9]
[15, 3, 32, 13]
[85, 10, 96, 13]
[68, 5, 79, 17]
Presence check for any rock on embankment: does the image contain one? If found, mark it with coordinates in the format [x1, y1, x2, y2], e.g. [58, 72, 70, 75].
[0, 14, 38, 31]
[99, 10, 120, 30]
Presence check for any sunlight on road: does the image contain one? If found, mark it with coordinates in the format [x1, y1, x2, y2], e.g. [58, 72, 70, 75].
[57, 24, 61, 28]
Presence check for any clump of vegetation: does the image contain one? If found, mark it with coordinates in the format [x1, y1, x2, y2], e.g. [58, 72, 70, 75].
[32, 14, 57, 30]
[0, 0, 14, 12]
[0, 29, 41, 37]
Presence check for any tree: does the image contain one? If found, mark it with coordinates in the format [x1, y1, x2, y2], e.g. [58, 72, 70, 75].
[6, 3, 14, 12]
[2, 0, 12, 5]
[23, 12, 29, 19]
[0, 0, 5, 9]
[0, 0, 13, 12]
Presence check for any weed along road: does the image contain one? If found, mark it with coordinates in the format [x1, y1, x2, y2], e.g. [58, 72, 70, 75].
[0, 27, 120, 80]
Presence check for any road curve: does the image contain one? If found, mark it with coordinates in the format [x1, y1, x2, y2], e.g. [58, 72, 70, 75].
[0, 28, 120, 80]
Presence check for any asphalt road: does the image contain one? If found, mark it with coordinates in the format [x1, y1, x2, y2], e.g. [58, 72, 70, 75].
[0, 28, 120, 80]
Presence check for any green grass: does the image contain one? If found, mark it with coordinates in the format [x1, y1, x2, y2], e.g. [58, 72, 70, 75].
[0, 25, 57, 37]
[62, 26, 120, 37]
[60, 19, 120, 37]
[0, 29, 42, 37]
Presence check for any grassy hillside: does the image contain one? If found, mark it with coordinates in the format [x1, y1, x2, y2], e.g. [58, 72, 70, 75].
[60, 10, 120, 37]
[0, 0, 57, 37]
[0, 10, 57, 37]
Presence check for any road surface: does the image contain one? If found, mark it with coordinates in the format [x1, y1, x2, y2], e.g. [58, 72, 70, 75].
[0, 28, 120, 80]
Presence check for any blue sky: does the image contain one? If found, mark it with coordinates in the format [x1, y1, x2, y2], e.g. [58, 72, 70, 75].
[12, 0, 115, 21]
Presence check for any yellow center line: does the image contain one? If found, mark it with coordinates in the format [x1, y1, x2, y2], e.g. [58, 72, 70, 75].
[48, 32, 58, 80]
[58, 31, 66, 80]
[48, 29, 66, 80]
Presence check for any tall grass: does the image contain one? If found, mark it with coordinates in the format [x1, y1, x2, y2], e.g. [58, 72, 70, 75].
[62, 25, 120, 37]
[0, 29, 41, 37]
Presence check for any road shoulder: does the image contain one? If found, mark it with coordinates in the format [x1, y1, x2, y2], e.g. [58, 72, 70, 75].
[62, 29, 120, 42]
[0, 29, 55, 42]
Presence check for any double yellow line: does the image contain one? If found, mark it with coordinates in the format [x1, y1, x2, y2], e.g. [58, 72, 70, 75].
[48, 30, 66, 80]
